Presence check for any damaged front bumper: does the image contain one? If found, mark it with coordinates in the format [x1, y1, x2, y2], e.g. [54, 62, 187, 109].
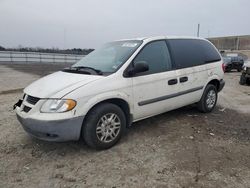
[15, 99, 84, 142]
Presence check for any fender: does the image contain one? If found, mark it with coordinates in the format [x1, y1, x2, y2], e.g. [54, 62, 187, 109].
[205, 74, 221, 86]
[198, 74, 221, 102]
[74, 90, 133, 117]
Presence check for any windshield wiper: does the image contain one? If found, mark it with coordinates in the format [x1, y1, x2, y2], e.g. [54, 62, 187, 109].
[63, 66, 103, 75]
[72, 66, 103, 75]
[63, 67, 91, 75]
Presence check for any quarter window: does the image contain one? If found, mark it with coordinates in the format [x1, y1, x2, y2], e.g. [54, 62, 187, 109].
[133, 41, 172, 75]
[168, 39, 221, 69]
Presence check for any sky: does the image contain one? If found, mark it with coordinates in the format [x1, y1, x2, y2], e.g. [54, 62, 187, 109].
[0, 0, 249, 49]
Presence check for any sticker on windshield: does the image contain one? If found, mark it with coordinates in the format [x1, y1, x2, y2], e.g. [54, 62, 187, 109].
[122, 43, 138, 47]
[112, 65, 118, 69]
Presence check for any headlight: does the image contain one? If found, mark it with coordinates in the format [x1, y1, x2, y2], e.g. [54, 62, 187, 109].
[41, 99, 76, 113]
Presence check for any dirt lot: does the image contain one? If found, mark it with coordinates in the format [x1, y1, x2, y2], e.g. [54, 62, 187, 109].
[0, 63, 250, 188]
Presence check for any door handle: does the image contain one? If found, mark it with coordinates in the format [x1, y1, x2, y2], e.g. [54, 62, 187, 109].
[168, 79, 178, 85]
[179, 76, 188, 83]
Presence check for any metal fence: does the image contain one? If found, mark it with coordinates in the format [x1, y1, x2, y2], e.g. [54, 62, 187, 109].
[209, 35, 250, 51]
[0, 51, 85, 64]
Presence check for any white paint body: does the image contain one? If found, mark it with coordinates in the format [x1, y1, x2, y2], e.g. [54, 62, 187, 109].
[17, 36, 224, 137]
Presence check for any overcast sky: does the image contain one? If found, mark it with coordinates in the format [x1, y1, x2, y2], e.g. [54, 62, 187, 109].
[0, 0, 249, 49]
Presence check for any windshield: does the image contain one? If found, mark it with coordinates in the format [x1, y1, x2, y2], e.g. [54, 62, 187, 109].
[73, 40, 142, 73]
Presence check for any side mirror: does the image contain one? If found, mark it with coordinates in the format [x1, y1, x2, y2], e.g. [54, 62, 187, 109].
[124, 61, 149, 77]
[133, 61, 149, 74]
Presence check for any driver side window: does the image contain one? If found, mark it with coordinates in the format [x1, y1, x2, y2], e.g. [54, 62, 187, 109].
[134, 40, 172, 75]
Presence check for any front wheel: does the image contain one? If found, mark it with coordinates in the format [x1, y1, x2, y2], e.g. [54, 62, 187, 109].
[197, 84, 218, 113]
[82, 103, 126, 150]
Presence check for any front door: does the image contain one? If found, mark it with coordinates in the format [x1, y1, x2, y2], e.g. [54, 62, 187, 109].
[131, 40, 180, 120]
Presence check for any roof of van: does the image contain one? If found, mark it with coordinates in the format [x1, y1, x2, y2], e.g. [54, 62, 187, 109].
[117, 36, 206, 42]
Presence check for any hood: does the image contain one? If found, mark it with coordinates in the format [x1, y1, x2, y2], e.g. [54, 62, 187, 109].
[24, 71, 102, 98]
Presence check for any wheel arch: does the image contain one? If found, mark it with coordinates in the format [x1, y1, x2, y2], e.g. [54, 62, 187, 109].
[198, 77, 221, 102]
[207, 79, 220, 91]
[82, 97, 132, 129]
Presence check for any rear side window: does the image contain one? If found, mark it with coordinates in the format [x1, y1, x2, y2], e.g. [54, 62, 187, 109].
[168, 39, 221, 69]
[134, 40, 172, 75]
[201, 40, 221, 63]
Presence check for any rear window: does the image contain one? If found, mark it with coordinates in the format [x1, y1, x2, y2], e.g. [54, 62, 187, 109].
[231, 56, 243, 61]
[168, 39, 221, 69]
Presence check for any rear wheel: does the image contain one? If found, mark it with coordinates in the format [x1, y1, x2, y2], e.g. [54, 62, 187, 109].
[197, 84, 218, 113]
[82, 103, 126, 150]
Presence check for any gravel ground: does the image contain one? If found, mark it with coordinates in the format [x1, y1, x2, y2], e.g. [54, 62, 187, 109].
[0, 63, 250, 188]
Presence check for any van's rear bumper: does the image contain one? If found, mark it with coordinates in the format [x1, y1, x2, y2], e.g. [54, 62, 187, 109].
[218, 79, 225, 92]
[16, 113, 84, 142]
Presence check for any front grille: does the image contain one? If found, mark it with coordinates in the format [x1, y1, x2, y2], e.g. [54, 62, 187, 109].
[23, 105, 31, 113]
[26, 95, 40, 105]
[246, 68, 250, 74]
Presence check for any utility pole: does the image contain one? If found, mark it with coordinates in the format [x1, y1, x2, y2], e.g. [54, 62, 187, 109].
[236, 36, 240, 50]
[197, 23, 200, 37]
[63, 28, 66, 50]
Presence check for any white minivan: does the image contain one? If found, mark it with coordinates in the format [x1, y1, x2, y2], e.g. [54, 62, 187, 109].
[14, 36, 225, 149]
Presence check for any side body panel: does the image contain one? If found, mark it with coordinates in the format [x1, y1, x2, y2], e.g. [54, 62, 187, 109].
[131, 70, 180, 120]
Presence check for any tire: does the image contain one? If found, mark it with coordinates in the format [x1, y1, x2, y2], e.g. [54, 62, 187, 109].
[247, 78, 250, 85]
[197, 84, 218, 113]
[82, 103, 126, 150]
[239, 74, 246, 85]
[237, 68, 241, 72]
